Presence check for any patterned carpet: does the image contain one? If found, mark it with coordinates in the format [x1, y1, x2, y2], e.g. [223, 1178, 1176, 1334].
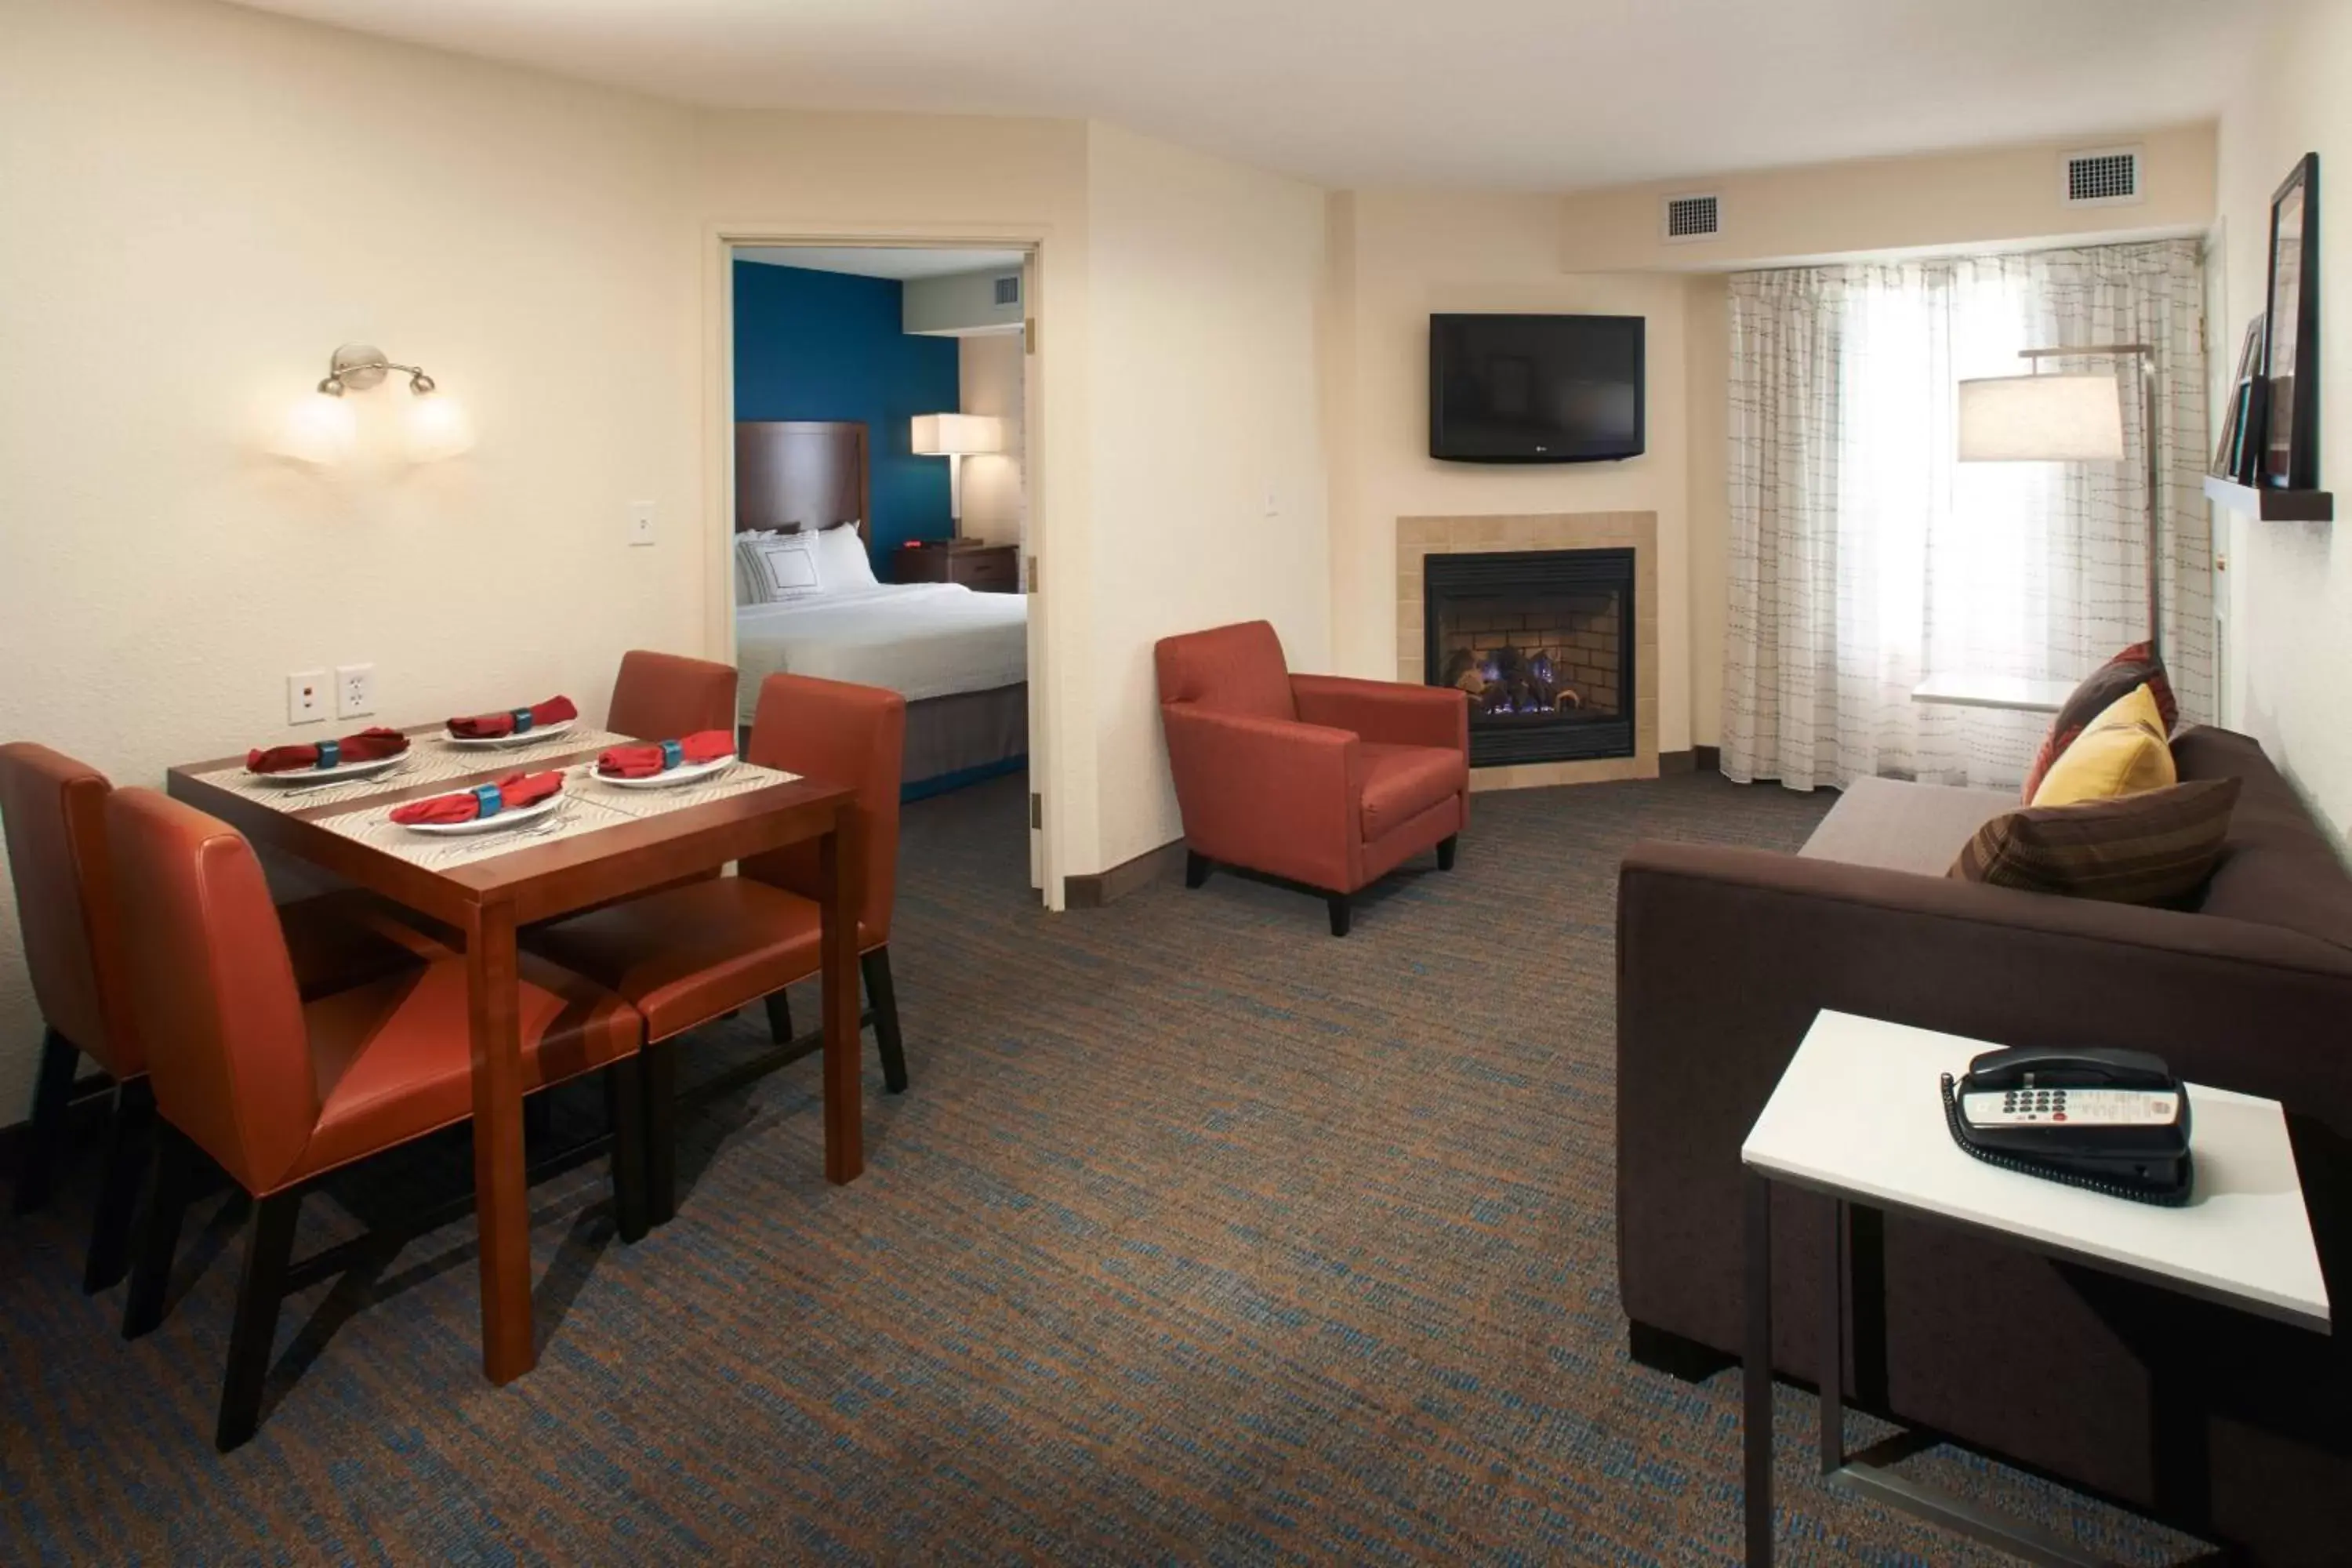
[1, 772, 2209, 1564]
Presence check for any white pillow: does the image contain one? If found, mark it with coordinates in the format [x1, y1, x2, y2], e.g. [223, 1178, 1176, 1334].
[737, 532, 824, 604]
[815, 522, 878, 590]
[732, 528, 781, 603]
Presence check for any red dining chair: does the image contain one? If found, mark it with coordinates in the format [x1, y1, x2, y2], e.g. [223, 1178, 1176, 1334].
[0, 743, 447, 1293]
[105, 788, 648, 1451]
[524, 673, 906, 1223]
[608, 649, 738, 742]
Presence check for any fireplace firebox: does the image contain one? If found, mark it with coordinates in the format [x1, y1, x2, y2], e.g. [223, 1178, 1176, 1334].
[1422, 547, 1635, 767]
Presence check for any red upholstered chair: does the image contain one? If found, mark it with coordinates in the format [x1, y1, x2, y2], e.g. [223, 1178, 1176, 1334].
[523, 673, 907, 1224]
[608, 649, 738, 741]
[0, 744, 445, 1294]
[104, 789, 647, 1451]
[1155, 621, 1469, 935]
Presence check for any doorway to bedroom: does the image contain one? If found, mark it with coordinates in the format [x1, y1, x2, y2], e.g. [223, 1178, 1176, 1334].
[720, 241, 1043, 897]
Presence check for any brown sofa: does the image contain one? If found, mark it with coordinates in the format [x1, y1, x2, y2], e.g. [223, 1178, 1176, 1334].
[1617, 726, 2352, 1565]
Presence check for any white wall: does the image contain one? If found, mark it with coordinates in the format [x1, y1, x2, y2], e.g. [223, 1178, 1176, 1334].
[906, 268, 1025, 336]
[956, 332, 1027, 552]
[0, 0, 707, 1108]
[1325, 190, 1697, 751]
[2213, 0, 2352, 843]
[1082, 122, 1331, 872]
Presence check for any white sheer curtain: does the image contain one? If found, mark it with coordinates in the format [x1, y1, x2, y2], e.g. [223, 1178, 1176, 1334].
[1721, 240, 2211, 790]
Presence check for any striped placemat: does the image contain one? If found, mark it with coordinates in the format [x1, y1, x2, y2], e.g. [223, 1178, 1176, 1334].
[192, 728, 631, 812]
[310, 758, 800, 869]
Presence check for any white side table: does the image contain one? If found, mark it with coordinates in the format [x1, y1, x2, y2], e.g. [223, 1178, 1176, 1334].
[1739, 1011, 2331, 1566]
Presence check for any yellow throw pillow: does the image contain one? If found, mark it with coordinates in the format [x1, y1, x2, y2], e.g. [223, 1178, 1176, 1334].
[2030, 683, 2175, 807]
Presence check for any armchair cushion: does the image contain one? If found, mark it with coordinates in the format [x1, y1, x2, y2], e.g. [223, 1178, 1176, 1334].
[1359, 743, 1468, 840]
[1153, 620, 1296, 722]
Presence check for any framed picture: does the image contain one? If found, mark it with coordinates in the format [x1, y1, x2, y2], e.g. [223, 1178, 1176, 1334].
[2262, 153, 2321, 488]
[2214, 314, 2265, 478]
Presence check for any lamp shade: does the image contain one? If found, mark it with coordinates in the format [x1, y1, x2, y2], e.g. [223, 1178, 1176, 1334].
[274, 390, 358, 465]
[1956, 373, 2125, 462]
[910, 412, 1002, 456]
[404, 390, 475, 462]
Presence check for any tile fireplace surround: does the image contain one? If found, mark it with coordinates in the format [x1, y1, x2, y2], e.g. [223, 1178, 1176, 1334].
[1397, 511, 1659, 792]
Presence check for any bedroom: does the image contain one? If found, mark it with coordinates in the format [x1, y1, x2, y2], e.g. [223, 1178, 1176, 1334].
[728, 245, 1035, 857]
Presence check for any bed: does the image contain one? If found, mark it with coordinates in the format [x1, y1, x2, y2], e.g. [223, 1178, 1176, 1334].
[734, 419, 1029, 797]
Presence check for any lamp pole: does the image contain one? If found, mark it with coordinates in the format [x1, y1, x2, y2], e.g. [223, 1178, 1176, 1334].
[2016, 344, 2162, 662]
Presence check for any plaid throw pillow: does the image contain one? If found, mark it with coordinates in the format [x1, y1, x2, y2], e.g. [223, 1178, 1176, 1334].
[2021, 642, 2180, 802]
[1951, 777, 2240, 905]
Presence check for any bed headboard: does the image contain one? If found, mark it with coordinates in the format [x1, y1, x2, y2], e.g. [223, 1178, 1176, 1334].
[734, 420, 870, 545]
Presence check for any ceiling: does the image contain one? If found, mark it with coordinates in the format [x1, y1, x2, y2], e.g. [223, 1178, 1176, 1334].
[737, 247, 1026, 281]
[227, 0, 2256, 188]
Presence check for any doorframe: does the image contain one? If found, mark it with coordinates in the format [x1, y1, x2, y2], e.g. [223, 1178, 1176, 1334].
[700, 220, 1068, 907]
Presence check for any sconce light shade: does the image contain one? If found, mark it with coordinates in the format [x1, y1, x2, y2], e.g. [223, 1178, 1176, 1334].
[275, 390, 358, 465]
[404, 391, 475, 463]
[910, 412, 1003, 456]
[1957, 373, 2126, 462]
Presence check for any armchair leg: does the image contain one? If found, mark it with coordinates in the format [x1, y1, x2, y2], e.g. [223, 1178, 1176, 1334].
[763, 990, 793, 1046]
[1327, 895, 1352, 938]
[862, 947, 909, 1094]
[123, 1121, 196, 1340]
[15, 1029, 80, 1216]
[84, 1076, 156, 1294]
[1437, 835, 1458, 872]
[1185, 851, 1210, 889]
[216, 1189, 299, 1453]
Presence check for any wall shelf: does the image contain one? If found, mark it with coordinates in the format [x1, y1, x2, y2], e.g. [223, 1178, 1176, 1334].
[2204, 474, 2333, 521]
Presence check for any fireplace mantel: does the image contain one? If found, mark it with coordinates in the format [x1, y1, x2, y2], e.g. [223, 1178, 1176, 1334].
[1396, 512, 1657, 791]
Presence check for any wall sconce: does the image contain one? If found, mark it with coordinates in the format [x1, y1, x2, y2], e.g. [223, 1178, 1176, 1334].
[275, 343, 474, 464]
[910, 412, 1002, 537]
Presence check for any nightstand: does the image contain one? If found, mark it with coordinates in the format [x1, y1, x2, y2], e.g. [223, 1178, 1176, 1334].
[893, 539, 1020, 593]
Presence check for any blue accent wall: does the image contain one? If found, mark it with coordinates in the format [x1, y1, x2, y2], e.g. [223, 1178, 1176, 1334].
[732, 260, 960, 564]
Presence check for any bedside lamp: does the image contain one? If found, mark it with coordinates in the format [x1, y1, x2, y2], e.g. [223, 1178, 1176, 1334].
[910, 412, 1002, 536]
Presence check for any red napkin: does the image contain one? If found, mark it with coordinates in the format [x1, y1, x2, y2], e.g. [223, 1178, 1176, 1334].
[247, 727, 411, 775]
[597, 730, 735, 779]
[389, 771, 564, 826]
[447, 695, 578, 740]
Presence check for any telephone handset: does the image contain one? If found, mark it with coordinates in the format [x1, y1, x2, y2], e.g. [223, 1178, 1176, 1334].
[1940, 1045, 2194, 1207]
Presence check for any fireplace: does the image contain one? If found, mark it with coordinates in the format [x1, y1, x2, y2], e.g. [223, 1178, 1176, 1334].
[1422, 547, 1635, 767]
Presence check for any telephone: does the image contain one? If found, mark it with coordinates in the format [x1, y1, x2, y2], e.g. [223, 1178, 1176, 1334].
[1940, 1046, 2194, 1207]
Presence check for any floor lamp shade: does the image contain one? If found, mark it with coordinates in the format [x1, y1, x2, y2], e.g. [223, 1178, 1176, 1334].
[1956, 373, 2126, 462]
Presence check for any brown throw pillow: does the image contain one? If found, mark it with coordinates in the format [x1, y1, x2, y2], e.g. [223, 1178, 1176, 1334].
[2021, 641, 2180, 802]
[1951, 777, 2240, 905]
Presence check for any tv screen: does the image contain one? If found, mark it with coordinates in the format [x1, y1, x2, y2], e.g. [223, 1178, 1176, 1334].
[1429, 314, 1645, 463]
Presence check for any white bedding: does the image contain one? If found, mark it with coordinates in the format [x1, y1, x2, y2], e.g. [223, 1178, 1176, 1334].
[733, 582, 1029, 720]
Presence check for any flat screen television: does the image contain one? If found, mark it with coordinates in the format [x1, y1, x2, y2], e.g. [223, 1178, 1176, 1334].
[1428, 314, 1645, 463]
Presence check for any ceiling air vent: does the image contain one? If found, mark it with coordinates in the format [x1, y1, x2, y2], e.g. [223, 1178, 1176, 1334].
[1661, 193, 1722, 244]
[993, 274, 1022, 307]
[2063, 146, 2143, 207]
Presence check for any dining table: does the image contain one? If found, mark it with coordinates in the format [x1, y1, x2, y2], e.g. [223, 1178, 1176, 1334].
[165, 717, 865, 1386]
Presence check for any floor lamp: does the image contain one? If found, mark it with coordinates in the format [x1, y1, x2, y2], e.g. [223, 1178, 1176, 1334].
[1956, 343, 2161, 662]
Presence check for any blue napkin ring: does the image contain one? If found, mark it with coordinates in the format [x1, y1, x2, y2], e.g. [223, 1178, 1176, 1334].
[659, 739, 684, 771]
[510, 708, 535, 734]
[315, 739, 342, 771]
[471, 783, 505, 818]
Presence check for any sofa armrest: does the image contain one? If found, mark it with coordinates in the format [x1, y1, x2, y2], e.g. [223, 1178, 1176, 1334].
[1615, 838, 2352, 1366]
[1160, 705, 1362, 891]
[1290, 674, 1468, 753]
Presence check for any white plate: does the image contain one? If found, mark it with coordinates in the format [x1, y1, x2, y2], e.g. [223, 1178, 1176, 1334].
[594, 753, 737, 789]
[398, 791, 566, 836]
[443, 717, 576, 750]
[245, 753, 407, 787]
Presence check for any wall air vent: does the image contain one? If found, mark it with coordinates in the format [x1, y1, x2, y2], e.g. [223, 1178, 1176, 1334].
[1661, 193, 1722, 244]
[2063, 146, 2143, 207]
[993, 274, 1022, 307]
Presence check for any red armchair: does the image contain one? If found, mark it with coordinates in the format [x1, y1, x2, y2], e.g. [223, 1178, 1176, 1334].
[1155, 621, 1469, 935]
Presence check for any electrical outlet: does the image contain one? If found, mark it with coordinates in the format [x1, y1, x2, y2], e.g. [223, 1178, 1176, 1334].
[627, 500, 657, 547]
[335, 662, 375, 719]
[287, 670, 328, 725]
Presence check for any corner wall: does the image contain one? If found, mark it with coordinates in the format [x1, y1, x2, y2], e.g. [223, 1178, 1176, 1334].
[2213, 0, 2352, 843]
